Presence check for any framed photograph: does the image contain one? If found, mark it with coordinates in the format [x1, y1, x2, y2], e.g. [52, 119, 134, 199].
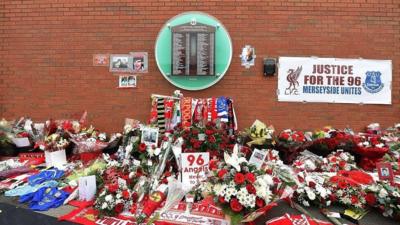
[141, 127, 159, 147]
[130, 52, 148, 73]
[110, 54, 133, 72]
[377, 162, 394, 182]
[240, 45, 256, 68]
[118, 75, 136, 88]
[93, 54, 109, 66]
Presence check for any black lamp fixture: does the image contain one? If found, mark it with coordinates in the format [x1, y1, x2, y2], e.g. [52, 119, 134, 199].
[263, 58, 276, 76]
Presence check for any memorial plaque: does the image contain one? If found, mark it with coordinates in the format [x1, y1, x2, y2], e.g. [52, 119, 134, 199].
[171, 23, 215, 76]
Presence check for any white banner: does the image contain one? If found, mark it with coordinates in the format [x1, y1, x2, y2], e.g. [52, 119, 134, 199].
[277, 57, 392, 104]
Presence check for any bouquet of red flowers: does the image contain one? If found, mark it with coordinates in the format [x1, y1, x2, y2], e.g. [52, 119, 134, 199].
[275, 129, 309, 164]
[355, 134, 389, 171]
[365, 181, 400, 218]
[172, 121, 235, 159]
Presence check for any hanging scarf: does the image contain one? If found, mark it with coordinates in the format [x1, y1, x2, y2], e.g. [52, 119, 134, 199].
[217, 97, 229, 123]
[206, 98, 217, 122]
[149, 98, 158, 125]
[156, 98, 166, 133]
[181, 97, 192, 129]
[171, 101, 181, 129]
[164, 98, 174, 131]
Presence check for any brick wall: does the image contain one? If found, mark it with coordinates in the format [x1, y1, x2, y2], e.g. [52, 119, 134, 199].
[1, 0, 399, 133]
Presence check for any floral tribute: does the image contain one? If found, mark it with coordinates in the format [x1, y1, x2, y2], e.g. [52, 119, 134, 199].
[201, 145, 278, 224]
[275, 129, 308, 164]
[355, 134, 389, 171]
[172, 121, 235, 159]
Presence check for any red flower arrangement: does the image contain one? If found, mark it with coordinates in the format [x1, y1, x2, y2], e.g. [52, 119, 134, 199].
[172, 121, 235, 160]
[275, 129, 309, 164]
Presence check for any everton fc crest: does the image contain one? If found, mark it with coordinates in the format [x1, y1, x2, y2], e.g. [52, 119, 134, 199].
[362, 71, 384, 93]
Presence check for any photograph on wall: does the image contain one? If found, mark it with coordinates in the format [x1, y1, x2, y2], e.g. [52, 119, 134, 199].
[240, 45, 255, 68]
[141, 127, 159, 147]
[118, 75, 136, 88]
[93, 54, 109, 66]
[110, 54, 133, 72]
[130, 52, 148, 73]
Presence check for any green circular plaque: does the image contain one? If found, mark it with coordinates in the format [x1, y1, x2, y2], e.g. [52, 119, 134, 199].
[155, 12, 232, 91]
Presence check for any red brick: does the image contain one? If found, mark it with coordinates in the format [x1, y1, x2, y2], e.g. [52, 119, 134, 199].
[0, 0, 399, 133]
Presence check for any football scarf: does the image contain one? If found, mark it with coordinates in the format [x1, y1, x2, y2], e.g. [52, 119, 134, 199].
[181, 97, 192, 129]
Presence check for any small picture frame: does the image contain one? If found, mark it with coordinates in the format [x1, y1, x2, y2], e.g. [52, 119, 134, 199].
[118, 75, 136, 88]
[93, 54, 109, 66]
[130, 52, 148, 73]
[110, 54, 133, 72]
[240, 45, 256, 68]
[248, 148, 267, 169]
[377, 162, 394, 183]
[141, 127, 159, 147]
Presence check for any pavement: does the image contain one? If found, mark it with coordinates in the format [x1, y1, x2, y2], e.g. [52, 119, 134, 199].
[0, 195, 398, 225]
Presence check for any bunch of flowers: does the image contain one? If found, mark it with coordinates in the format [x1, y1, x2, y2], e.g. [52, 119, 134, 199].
[172, 121, 235, 159]
[42, 133, 70, 152]
[202, 148, 277, 224]
[327, 170, 374, 209]
[275, 129, 308, 164]
[320, 150, 356, 172]
[365, 181, 400, 218]
[355, 134, 389, 171]
[310, 127, 344, 157]
[295, 172, 332, 208]
[292, 152, 325, 173]
[242, 120, 275, 149]
[94, 178, 134, 217]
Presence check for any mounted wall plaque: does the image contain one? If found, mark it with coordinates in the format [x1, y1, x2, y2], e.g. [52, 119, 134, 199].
[155, 12, 232, 91]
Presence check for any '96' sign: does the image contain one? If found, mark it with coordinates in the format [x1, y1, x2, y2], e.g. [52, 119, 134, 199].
[180, 152, 210, 189]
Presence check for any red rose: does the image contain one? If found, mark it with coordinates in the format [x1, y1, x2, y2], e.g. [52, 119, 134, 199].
[209, 160, 218, 171]
[338, 180, 347, 189]
[331, 157, 337, 163]
[130, 204, 137, 214]
[193, 141, 201, 149]
[234, 173, 245, 185]
[245, 173, 256, 183]
[351, 195, 359, 204]
[329, 194, 337, 202]
[192, 129, 199, 135]
[115, 203, 124, 214]
[280, 132, 290, 140]
[256, 197, 265, 208]
[218, 196, 225, 203]
[339, 161, 346, 168]
[246, 184, 256, 194]
[365, 193, 377, 206]
[131, 192, 138, 202]
[205, 129, 214, 136]
[122, 190, 130, 200]
[308, 181, 316, 189]
[218, 169, 228, 179]
[208, 135, 216, 143]
[108, 183, 118, 193]
[230, 198, 243, 212]
[138, 143, 147, 153]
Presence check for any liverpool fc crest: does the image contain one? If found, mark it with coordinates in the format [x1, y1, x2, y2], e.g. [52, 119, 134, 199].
[285, 66, 302, 95]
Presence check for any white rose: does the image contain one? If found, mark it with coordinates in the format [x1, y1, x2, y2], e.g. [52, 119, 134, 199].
[154, 148, 161, 156]
[306, 190, 316, 200]
[105, 195, 113, 202]
[125, 145, 133, 153]
[379, 189, 388, 198]
[393, 192, 400, 198]
[302, 200, 310, 207]
[101, 202, 108, 209]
